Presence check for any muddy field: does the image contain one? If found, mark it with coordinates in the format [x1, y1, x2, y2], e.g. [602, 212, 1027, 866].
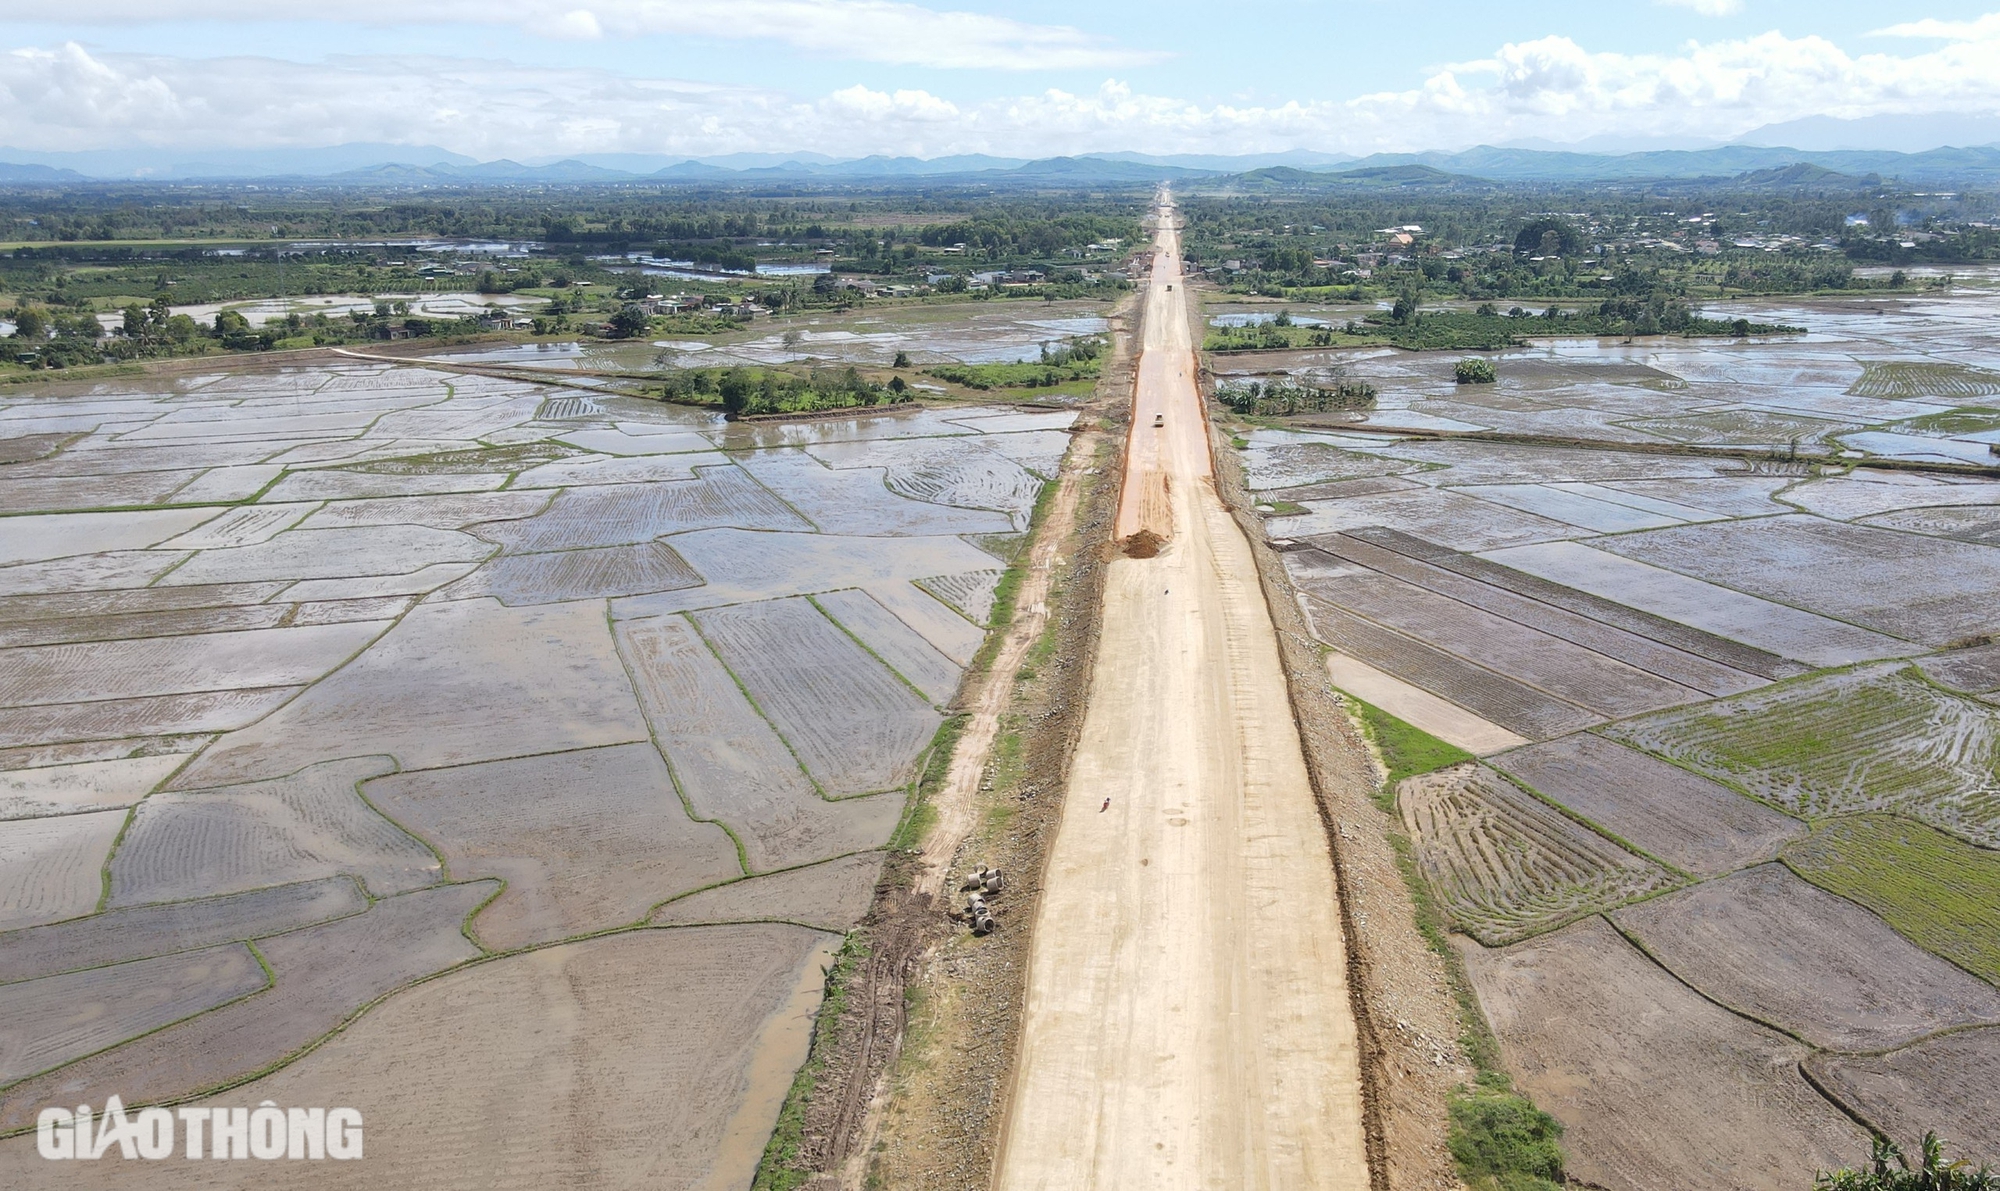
[1231, 285, 2000, 1191]
[1398, 764, 1677, 944]
[0, 361, 1069, 1178]
[1461, 916, 1867, 1191]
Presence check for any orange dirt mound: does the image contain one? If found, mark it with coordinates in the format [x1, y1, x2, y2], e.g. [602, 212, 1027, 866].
[1119, 530, 1164, 558]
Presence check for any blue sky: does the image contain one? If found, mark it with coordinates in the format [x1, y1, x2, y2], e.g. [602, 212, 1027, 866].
[2, 0, 2000, 159]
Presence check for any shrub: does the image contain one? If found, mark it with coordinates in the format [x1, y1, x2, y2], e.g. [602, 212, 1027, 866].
[1449, 1076, 1565, 1191]
[1817, 1133, 1994, 1190]
[1455, 357, 1497, 384]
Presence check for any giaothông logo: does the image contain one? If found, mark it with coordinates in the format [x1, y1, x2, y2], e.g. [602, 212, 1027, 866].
[38, 1098, 363, 1160]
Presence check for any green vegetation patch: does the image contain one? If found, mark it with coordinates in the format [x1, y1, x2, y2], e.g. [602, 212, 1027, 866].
[1336, 694, 1568, 1184]
[1601, 664, 2000, 848]
[1454, 358, 1497, 384]
[1784, 813, 2000, 985]
[1450, 1074, 1567, 1191]
[661, 364, 904, 417]
[752, 933, 861, 1191]
[1897, 405, 2000, 436]
[1848, 360, 2000, 402]
[1204, 307, 1800, 354]
[923, 336, 1101, 391]
[1346, 694, 1475, 807]
[1216, 377, 1375, 417]
[1816, 1132, 1997, 1191]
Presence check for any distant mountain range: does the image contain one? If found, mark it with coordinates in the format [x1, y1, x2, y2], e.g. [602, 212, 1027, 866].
[4, 130, 2000, 187]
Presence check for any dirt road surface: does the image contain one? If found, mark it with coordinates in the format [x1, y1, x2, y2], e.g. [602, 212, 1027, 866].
[993, 195, 1369, 1189]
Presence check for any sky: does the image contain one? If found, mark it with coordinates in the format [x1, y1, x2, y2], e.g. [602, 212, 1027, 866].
[5, 1, 2000, 161]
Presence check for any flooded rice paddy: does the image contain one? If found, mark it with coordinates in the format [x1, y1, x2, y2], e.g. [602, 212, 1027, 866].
[429, 299, 1113, 373]
[1240, 285, 2000, 1182]
[0, 358, 1073, 1182]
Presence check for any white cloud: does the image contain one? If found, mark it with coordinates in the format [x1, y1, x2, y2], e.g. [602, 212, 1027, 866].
[540, 9, 603, 39]
[1658, 0, 1744, 16]
[5, 28, 2000, 160]
[1871, 13, 2000, 40]
[0, 0, 1162, 71]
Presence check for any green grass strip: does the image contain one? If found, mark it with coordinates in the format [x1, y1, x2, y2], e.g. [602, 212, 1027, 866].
[751, 934, 861, 1191]
[1345, 694, 1475, 806]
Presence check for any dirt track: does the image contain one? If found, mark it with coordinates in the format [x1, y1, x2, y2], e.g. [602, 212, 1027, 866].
[993, 196, 1368, 1189]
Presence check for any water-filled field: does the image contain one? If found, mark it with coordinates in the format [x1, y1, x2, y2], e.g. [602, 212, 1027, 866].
[1240, 286, 2000, 1179]
[0, 361, 1071, 1181]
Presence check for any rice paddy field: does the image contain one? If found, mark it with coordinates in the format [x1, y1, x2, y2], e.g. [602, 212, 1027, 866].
[429, 298, 1116, 374]
[0, 357, 1072, 1180]
[1238, 285, 2000, 1183]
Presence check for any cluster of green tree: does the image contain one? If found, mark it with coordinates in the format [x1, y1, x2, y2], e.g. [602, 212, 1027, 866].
[1207, 301, 1800, 355]
[1206, 309, 1353, 351]
[1720, 258, 1860, 290]
[658, 365, 906, 416]
[3, 293, 496, 369]
[0, 250, 635, 310]
[1843, 226, 2000, 264]
[657, 241, 759, 272]
[1215, 377, 1376, 416]
[923, 336, 1102, 389]
[1176, 183, 2000, 305]
[1453, 357, 1497, 384]
[911, 206, 1142, 258]
[651, 311, 755, 336]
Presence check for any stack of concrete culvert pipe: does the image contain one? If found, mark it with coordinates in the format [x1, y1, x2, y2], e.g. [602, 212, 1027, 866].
[960, 866, 1004, 894]
[959, 866, 1003, 934]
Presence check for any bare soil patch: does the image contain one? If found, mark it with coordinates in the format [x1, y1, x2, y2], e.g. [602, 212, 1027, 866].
[449, 540, 704, 604]
[1461, 915, 1867, 1191]
[1809, 1026, 2000, 1164]
[0, 810, 126, 931]
[1598, 515, 2000, 646]
[1347, 526, 1802, 679]
[0, 620, 387, 709]
[1481, 539, 1907, 667]
[813, 589, 962, 705]
[1301, 570, 1704, 717]
[0, 687, 299, 752]
[1308, 532, 1766, 696]
[472, 465, 807, 551]
[1302, 595, 1602, 739]
[1916, 640, 2000, 693]
[1492, 733, 1803, 876]
[0, 944, 265, 1084]
[615, 615, 902, 873]
[0, 753, 185, 819]
[174, 599, 653, 787]
[695, 597, 940, 797]
[1613, 864, 2000, 1051]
